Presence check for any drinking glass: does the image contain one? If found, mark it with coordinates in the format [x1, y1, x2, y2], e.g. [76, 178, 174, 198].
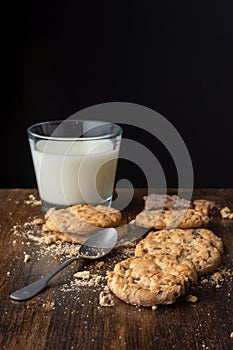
[27, 119, 122, 211]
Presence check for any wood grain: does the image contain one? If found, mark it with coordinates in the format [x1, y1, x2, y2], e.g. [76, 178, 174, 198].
[0, 189, 233, 350]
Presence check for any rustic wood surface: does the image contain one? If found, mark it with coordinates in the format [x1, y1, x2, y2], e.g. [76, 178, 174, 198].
[0, 188, 232, 350]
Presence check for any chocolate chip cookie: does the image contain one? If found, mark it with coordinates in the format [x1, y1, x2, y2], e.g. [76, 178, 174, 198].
[135, 228, 223, 276]
[43, 204, 122, 243]
[135, 209, 209, 229]
[107, 254, 197, 306]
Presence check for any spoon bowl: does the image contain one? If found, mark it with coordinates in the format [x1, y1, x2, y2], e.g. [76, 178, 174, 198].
[79, 227, 118, 258]
[10, 227, 117, 301]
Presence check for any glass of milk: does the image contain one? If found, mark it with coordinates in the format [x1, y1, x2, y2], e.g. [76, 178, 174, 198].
[27, 120, 122, 211]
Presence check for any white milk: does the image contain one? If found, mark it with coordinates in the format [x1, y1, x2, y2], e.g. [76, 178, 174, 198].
[29, 138, 120, 207]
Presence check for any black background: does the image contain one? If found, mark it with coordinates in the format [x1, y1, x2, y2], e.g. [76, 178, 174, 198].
[3, 1, 233, 189]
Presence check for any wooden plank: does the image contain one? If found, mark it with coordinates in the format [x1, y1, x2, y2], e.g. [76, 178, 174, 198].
[0, 189, 233, 350]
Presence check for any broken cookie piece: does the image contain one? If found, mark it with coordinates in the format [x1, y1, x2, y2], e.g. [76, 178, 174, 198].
[193, 199, 215, 215]
[99, 287, 115, 307]
[220, 207, 233, 219]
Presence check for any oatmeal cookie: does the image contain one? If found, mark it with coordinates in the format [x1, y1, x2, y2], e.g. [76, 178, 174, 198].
[95, 205, 122, 225]
[135, 228, 223, 276]
[43, 208, 98, 243]
[143, 194, 191, 210]
[43, 204, 122, 243]
[70, 204, 122, 227]
[107, 254, 197, 306]
[135, 209, 209, 229]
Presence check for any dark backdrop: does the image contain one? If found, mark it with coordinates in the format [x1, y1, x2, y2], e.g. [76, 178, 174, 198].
[3, 1, 233, 189]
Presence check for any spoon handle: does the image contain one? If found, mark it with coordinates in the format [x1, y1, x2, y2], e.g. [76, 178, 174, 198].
[10, 256, 77, 301]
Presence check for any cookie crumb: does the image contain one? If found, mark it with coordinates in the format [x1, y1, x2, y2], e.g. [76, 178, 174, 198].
[212, 272, 222, 281]
[122, 241, 135, 248]
[95, 275, 102, 284]
[32, 218, 44, 225]
[186, 295, 198, 303]
[99, 288, 114, 307]
[24, 194, 42, 207]
[24, 254, 31, 263]
[96, 261, 105, 269]
[41, 235, 58, 245]
[220, 207, 233, 219]
[201, 278, 209, 285]
[74, 271, 90, 280]
[152, 305, 158, 310]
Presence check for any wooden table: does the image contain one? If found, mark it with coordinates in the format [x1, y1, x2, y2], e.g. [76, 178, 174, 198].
[0, 189, 232, 350]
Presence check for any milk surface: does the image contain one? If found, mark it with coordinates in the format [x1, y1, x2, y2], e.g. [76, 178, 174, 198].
[29, 138, 119, 207]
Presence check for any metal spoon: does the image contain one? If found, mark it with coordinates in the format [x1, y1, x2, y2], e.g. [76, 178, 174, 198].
[10, 228, 118, 301]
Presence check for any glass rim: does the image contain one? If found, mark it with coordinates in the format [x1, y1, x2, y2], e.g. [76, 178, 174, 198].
[27, 119, 122, 141]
